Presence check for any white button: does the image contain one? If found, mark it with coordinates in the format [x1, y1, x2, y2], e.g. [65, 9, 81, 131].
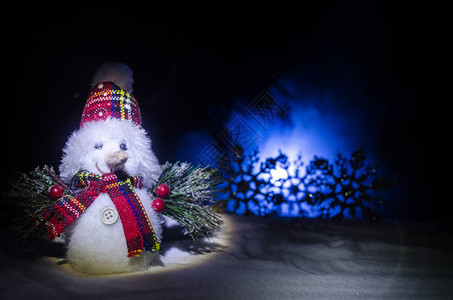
[100, 206, 118, 225]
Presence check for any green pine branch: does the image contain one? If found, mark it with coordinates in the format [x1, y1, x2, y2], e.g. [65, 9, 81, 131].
[150, 162, 223, 240]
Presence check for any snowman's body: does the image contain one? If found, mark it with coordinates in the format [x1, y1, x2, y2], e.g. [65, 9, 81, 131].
[56, 64, 164, 274]
[65, 189, 162, 274]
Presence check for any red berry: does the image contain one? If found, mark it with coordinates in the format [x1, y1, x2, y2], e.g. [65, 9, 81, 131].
[155, 184, 170, 198]
[48, 185, 64, 199]
[151, 198, 166, 213]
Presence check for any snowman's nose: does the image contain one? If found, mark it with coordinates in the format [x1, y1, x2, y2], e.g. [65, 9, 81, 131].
[106, 151, 129, 169]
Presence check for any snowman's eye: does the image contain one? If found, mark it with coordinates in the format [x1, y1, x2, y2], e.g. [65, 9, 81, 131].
[94, 143, 103, 150]
[120, 143, 128, 151]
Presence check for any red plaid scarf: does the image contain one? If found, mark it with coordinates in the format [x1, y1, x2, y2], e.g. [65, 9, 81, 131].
[39, 171, 160, 257]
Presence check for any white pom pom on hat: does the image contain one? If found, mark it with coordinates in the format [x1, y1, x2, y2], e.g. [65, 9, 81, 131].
[91, 62, 134, 94]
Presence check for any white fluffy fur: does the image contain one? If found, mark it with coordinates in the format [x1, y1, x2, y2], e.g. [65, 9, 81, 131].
[91, 62, 134, 93]
[59, 118, 163, 274]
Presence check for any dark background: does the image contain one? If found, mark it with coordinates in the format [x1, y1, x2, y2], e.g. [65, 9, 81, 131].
[3, 2, 431, 220]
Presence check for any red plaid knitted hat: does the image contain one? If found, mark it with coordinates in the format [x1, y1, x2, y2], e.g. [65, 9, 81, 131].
[80, 81, 142, 127]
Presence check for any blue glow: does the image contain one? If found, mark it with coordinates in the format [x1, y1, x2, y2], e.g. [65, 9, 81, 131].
[253, 80, 375, 167]
[178, 75, 389, 219]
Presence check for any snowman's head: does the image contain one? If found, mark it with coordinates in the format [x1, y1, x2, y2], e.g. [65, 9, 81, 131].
[59, 118, 161, 187]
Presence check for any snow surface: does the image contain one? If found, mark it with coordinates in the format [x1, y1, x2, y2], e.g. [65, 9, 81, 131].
[1, 214, 452, 299]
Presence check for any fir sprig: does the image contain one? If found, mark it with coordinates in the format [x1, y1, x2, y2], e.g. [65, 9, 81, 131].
[1, 167, 63, 240]
[150, 162, 223, 240]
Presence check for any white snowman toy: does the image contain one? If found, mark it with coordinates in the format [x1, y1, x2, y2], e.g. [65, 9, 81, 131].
[42, 63, 164, 274]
